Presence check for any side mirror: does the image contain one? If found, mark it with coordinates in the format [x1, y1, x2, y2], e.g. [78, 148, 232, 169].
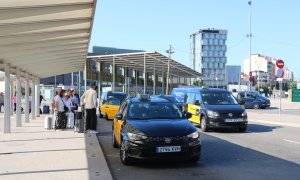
[194, 100, 200, 106]
[239, 100, 245, 105]
[115, 113, 123, 120]
[185, 112, 192, 119]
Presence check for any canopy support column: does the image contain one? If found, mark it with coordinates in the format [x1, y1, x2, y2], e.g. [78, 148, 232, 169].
[31, 79, 36, 120]
[16, 68, 22, 127]
[143, 54, 147, 94]
[35, 78, 40, 117]
[4, 64, 11, 133]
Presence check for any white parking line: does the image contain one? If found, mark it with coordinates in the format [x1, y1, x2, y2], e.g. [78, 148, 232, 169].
[283, 139, 300, 145]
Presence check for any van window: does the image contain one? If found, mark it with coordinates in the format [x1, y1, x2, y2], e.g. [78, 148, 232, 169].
[186, 92, 195, 104]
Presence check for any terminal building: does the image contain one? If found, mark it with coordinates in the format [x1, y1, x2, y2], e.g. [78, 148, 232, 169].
[40, 46, 201, 95]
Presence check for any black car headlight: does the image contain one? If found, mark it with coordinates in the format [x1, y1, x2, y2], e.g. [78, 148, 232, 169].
[207, 110, 220, 118]
[241, 111, 247, 117]
[187, 131, 199, 139]
[127, 132, 147, 141]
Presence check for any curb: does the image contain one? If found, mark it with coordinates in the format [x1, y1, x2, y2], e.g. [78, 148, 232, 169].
[85, 133, 113, 180]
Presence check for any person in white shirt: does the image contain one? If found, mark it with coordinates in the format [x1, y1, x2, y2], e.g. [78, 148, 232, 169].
[80, 84, 97, 133]
[55, 89, 67, 130]
[63, 93, 73, 112]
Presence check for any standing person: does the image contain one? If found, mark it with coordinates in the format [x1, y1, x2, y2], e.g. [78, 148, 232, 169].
[71, 90, 79, 110]
[39, 93, 45, 114]
[13, 93, 17, 112]
[63, 93, 73, 112]
[0, 92, 4, 113]
[54, 89, 67, 130]
[80, 84, 97, 133]
[29, 93, 32, 114]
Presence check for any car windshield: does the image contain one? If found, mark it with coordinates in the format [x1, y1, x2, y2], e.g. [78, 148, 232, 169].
[107, 98, 121, 105]
[107, 94, 126, 101]
[128, 102, 184, 120]
[201, 92, 238, 105]
[163, 96, 181, 103]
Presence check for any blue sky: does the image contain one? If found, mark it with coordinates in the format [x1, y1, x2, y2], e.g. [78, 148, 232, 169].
[89, 0, 300, 80]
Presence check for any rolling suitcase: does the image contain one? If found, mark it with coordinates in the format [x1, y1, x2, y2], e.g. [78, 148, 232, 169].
[44, 116, 52, 130]
[74, 111, 84, 133]
[66, 112, 75, 128]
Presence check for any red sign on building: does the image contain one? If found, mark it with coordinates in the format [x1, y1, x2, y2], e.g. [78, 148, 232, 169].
[276, 60, 284, 69]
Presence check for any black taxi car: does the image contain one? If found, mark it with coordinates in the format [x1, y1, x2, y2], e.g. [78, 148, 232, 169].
[185, 88, 248, 132]
[112, 95, 201, 165]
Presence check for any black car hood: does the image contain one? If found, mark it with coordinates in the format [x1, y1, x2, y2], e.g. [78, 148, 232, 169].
[126, 119, 196, 137]
[205, 105, 245, 113]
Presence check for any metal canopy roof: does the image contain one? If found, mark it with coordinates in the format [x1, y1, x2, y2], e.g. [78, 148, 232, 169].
[0, 0, 96, 79]
[88, 52, 202, 78]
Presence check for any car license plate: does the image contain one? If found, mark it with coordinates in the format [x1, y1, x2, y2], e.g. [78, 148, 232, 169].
[225, 118, 244, 122]
[156, 146, 181, 153]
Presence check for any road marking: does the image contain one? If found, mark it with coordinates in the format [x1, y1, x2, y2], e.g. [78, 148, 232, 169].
[283, 139, 300, 145]
[250, 120, 300, 128]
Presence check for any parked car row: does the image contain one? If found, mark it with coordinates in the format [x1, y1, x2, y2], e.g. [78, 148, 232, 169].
[98, 87, 257, 165]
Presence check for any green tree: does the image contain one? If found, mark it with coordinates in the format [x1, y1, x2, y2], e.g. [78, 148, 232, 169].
[288, 81, 297, 90]
[193, 80, 204, 87]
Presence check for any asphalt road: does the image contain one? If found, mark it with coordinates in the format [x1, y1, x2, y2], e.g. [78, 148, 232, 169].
[96, 113, 300, 180]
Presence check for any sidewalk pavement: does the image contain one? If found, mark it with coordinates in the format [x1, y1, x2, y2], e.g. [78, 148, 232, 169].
[247, 98, 300, 128]
[269, 98, 300, 110]
[0, 114, 113, 180]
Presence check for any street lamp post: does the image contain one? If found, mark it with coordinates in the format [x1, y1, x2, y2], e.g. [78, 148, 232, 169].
[248, 0, 252, 91]
[166, 45, 174, 95]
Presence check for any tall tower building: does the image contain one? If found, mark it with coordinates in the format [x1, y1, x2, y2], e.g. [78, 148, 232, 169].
[190, 29, 227, 88]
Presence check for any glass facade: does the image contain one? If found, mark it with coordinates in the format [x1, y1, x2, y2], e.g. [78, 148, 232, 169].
[190, 29, 227, 87]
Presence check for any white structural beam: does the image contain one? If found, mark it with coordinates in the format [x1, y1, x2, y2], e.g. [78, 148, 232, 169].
[1, 45, 87, 61]
[7, 50, 86, 64]
[0, 29, 89, 46]
[4, 64, 11, 133]
[0, 18, 91, 36]
[16, 68, 22, 127]
[0, 38, 88, 53]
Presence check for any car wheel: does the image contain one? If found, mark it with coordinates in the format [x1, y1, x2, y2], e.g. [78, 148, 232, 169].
[253, 103, 260, 109]
[120, 140, 132, 165]
[105, 113, 109, 120]
[200, 116, 209, 132]
[112, 131, 119, 148]
[238, 127, 247, 132]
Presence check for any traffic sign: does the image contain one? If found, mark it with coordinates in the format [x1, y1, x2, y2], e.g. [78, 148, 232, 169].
[277, 69, 284, 78]
[276, 59, 285, 69]
[249, 71, 252, 77]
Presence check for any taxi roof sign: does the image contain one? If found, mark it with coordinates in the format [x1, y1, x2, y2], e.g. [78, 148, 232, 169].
[138, 94, 150, 101]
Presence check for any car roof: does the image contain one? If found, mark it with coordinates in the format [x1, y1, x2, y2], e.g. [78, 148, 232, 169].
[107, 91, 127, 95]
[201, 88, 230, 93]
[128, 97, 171, 104]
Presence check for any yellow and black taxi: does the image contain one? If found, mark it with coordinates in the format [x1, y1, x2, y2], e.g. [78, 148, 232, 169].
[112, 95, 201, 165]
[172, 88, 248, 132]
[99, 91, 127, 120]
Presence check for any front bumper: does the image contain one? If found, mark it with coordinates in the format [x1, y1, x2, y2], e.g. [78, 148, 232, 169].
[123, 139, 201, 161]
[206, 117, 248, 129]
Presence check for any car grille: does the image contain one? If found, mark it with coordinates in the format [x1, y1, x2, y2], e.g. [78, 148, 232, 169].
[144, 136, 188, 145]
[219, 112, 242, 118]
